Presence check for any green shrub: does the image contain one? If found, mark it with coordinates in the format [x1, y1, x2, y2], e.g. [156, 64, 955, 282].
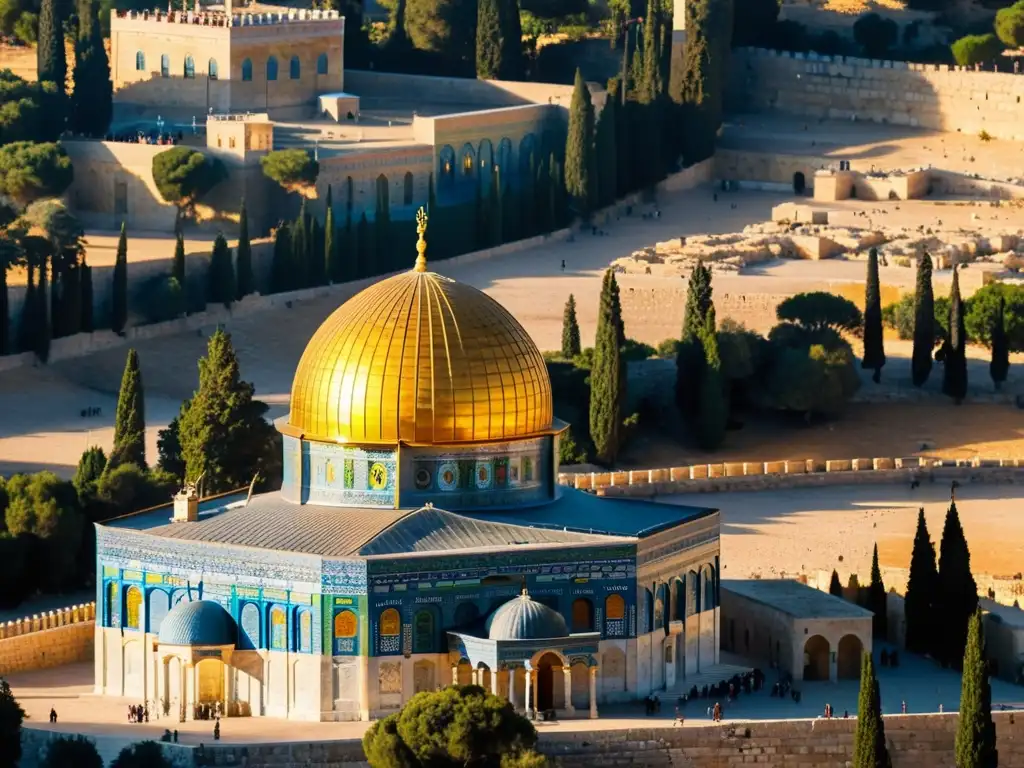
[883, 293, 952, 342]
[965, 282, 1024, 351]
[853, 12, 898, 58]
[13, 11, 35, 44]
[951, 34, 1003, 66]
[996, 1, 1024, 48]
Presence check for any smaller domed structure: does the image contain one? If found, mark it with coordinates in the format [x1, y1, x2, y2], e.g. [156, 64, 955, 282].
[487, 590, 569, 640]
[158, 600, 237, 647]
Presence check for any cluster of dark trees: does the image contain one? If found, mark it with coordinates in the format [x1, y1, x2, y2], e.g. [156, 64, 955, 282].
[0, 330, 278, 612]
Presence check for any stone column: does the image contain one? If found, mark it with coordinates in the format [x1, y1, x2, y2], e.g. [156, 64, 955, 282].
[562, 668, 575, 714]
[491, 668, 499, 697]
[829, 651, 838, 683]
[531, 670, 539, 713]
[452, 665, 459, 686]
[506, 669, 516, 709]
[471, 669, 479, 686]
[523, 667, 532, 718]
[588, 667, 598, 719]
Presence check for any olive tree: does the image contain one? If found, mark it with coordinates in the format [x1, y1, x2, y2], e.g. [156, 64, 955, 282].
[151, 147, 226, 229]
[260, 149, 320, 197]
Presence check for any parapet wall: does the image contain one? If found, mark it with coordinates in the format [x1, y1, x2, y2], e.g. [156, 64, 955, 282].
[559, 457, 1024, 497]
[0, 604, 96, 676]
[345, 70, 584, 109]
[728, 47, 1024, 140]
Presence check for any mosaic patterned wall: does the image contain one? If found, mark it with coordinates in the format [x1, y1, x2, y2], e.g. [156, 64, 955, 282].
[287, 439, 399, 508]
[398, 437, 553, 510]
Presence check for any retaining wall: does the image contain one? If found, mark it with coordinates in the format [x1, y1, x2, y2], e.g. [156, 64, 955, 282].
[0, 620, 94, 676]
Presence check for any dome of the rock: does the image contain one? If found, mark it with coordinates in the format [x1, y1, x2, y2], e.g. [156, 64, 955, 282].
[285, 233, 553, 446]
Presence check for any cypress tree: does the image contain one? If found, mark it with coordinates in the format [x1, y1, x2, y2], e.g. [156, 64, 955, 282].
[17, 265, 34, 353]
[937, 498, 978, 668]
[852, 651, 891, 768]
[0, 262, 8, 355]
[487, 168, 501, 247]
[561, 294, 581, 359]
[595, 86, 618, 208]
[108, 348, 146, 470]
[675, 260, 712, 420]
[695, 307, 726, 450]
[904, 508, 938, 656]
[499, 0, 523, 80]
[207, 234, 235, 309]
[34, 256, 50, 363]
[590, 269, 623, 466]
[911, 251, 934, 387]
[325, 185, 341, 284]
[37, 0, 66, 91]
[74, 445, 107, 493]
[270, 222, 291, 294]
[862, 247, 885, 383]
[476, 0, 502, 80]
[0, 678, 25, 768]
[564, 69, 595, 220]
[829, 569, 843, 597]
[172, 232, 186, 286]
[112, 222, 128, 334]
[71, 0, 113, 137]
[60, 258, 81, 337]
[80, 255, 93, 332]
[549, 153, 565, 228]
[942, 264, 968, 404]
[955, 610, 999, 768]
[868, 543, 888, 640]
[236, 200, 253, 299]
[309, 218, 324, 284]
[990, 295, 1009, 391]
[291, 200, 309, 289]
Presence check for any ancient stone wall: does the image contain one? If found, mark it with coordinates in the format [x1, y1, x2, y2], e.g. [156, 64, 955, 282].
[0, 619, 95, 676]
[727, 48, 1024, 140]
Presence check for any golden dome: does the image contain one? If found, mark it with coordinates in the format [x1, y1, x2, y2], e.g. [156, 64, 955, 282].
[285, 213, 553, 446]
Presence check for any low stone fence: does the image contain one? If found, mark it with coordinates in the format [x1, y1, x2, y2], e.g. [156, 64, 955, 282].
[559, 457, 1024, 497]
[0, 602, 95, 640]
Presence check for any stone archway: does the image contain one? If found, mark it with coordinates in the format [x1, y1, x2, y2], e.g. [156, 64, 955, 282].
[197, 658, 225, 704]
[803, 635, 830, 681]
[837, 634, 863, 680]
[536, 652, 560, 712]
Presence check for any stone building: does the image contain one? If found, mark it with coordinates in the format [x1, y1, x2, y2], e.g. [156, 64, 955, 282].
[93, 215, 722, 722]
[109, 4, 344, 118]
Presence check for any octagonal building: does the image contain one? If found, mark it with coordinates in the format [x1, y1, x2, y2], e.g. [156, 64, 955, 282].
[94, 214, 722, 722]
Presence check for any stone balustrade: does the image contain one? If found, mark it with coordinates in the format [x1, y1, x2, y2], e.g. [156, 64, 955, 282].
[112, 8, 340, 26]
[0, 602, 96, 641]
[559, 457, 1023, 497]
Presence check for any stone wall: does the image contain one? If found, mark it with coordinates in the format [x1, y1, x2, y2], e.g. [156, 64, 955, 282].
[344, 70, 585, 109]
[727, 48, 1024, 140]
[20, 712, 1023, 768]
[559, 457, 1024, 497]
[0, 619, 95, 676]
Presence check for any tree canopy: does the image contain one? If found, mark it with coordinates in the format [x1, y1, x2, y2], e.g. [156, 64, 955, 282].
[775, 292, 863, 336]
[0, 142, 73, 206]
[995, 0, 1024, 48]
[0, 679, 24, 768]
[260, 149, 320, 195]
[151, 147, 225, 218]
[41, 735, 103, 768]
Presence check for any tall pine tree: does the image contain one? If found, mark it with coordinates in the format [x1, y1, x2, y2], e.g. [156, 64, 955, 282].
[207, 233, 235, 308]
[942, 264, 968, 404]
[904, 507, 938, 656]
[564, 69, 595, 220]
[829, 569, 843, 597]
[990, 295, 1009, 390]
[112, 222, 128, 334]
[71, 0, 113, 137]
[937, 497, 978, 668]
[955, 609, 999, 768]
[325, 185, 341, 284]
[270, 222, 291, 294]
[862, 247, 885, 383]
[476, 0, 503, 79]
[499, 0, 523, 80]
[291, 200, 309, 289]
[590, 269, 623, 466]
[676, 260, 712, 421]
[911, 251, 934, 387]
[37, 0, 66, 91]
[594, 88, 618, 208]
[236, 200, 253, 300]
[696, 306, 726, 450]
[852, 651, 891, 768]
[868, 543, 888, 640]
[561, 294, 581, 359]
[108, 348, 146, 470]
[171, 232, 186, 286]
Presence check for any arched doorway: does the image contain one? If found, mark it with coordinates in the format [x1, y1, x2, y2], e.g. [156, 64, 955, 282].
[536, 652, 560, 712]
[197, 658, 224, 704]
[793, 172, 806, 194]
[837, 635, 863, 679]
[803, 635, 830, 681]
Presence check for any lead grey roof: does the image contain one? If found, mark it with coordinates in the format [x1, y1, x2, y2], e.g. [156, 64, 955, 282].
[721, 579, 874, 620]
[110, 488, 713, 559]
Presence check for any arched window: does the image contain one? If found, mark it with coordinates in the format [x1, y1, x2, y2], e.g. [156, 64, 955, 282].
[148, 590, 170, 635]
[571, 598, 594, 632]
[270, 605, 287, 650]
[453, 602, 479, 627]
[135, 51, 145, 71]
[702, 564, 716, 611]
[289, 55, 301, 80]
[106, 582, 119, 627]
[412, 609, 435, 653]
[208, 58, 218, 80]
[643, 588, 653, 634]
[334, 610, 357, 638]
[654, 584, 667, 630]
[266, 56, 278, 82]
[317, 52, 328, 74]
[376, 174, 389, 214]
[378, 608, 401, 654]
[184, 55, 195, 79]
[160, 54, 170, 78]
[687, 570, 701, 615]
[239, 602, 260, 649]
[124, 586, 142, 630]
[296, 609, 312, 653]
[241, 58, 253, 82]
[403, 172, 414, 205]
[460, 143, 475, 177]
[497, 137, 513, 178]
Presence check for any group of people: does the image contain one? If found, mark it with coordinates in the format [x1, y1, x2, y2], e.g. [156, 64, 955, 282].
[104, 132, 183, 145]
[194, 701, 221, 720]
[79, 406, 103, 418]
[643, 693, 662, 715]
[667, 668, 768, 725]
[127, 703, 149, 723]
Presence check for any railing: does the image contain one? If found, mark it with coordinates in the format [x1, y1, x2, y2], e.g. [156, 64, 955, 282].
[113, 8, 341, 26]
[0, 602, 96, 640]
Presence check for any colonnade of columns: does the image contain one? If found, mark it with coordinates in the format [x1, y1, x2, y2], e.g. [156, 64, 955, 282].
[452, 661, 598, 718]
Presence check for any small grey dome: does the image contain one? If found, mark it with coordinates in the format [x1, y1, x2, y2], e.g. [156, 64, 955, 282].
[487, 590, 569, 641]
[158, 600, 237, 646]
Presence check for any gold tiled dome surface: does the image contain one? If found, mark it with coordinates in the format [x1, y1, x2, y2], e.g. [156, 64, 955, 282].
[287, 269, 554, 445]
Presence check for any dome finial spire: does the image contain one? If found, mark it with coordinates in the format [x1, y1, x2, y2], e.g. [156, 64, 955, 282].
[414, 207, 428, 273]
